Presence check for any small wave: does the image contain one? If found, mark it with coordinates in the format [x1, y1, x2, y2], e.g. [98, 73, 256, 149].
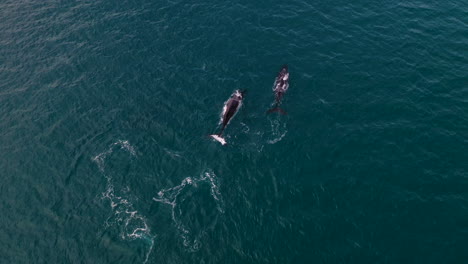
[93, 140, 154, 264]
[153, 170, 224, 252]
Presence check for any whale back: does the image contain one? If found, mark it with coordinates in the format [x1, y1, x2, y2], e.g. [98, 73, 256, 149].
[222, 93, 242, 126]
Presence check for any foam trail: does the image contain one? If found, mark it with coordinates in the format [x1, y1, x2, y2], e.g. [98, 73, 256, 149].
[92, 140, 136, 172]
[237, 122, 266, 152]
[93, 140, 155, 264]
[153, 170, 224, 251]
[267, 119, 287, 144]
[240, 122, 250, 133]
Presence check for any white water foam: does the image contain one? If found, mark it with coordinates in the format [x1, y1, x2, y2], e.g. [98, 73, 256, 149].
[153, 170, 224, 252]
[239, 122, 265, 152]
[267, 118, 287, 144]
[93, 140, 136, 172]
[93, 140, 154, 264]
[240, 122, 250, 134]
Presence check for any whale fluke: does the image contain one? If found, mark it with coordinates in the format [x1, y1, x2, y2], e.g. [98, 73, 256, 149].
[267, 107, 287, 115]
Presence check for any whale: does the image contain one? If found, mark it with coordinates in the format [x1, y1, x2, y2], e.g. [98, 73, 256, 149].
[267, 65, 289, 114]
[210, 89, 245, 145]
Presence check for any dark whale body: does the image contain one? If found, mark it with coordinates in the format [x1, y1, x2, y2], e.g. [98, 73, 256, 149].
[210, 89, 245, 145]
[268, 65, 289, 114]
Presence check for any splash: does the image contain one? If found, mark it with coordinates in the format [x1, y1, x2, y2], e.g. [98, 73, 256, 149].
[153, 170, 224, 252]
[93, 140, 154, 264]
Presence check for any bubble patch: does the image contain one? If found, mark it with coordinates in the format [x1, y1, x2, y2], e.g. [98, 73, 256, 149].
[93, 140, 154, 264]
[266, 118, 287, 144]
[93, 140, 136, 172]
[153, 170, 224, 252]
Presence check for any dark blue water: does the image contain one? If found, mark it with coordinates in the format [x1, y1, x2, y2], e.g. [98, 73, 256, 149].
[1, 1, 467, 263]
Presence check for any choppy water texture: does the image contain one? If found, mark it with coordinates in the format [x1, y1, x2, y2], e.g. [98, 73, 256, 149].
[1, 0, 468, 263]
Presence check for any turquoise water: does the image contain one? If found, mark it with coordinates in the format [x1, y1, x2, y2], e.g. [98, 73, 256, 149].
[1, 1, 467, 263]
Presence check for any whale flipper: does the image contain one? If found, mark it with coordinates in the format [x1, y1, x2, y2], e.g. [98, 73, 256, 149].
[210, 135, 227, 145]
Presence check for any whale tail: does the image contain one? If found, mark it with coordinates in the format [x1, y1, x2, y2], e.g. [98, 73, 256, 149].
[210, 125, 227, 145]
[267, 107, 287, 115]
[210, 134, 227, 145]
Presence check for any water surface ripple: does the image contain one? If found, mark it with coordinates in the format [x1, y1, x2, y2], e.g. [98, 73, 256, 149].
[0, 0, 467, 263]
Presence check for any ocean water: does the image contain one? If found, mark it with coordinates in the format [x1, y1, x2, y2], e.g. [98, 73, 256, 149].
[1, 0, 467, 263]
